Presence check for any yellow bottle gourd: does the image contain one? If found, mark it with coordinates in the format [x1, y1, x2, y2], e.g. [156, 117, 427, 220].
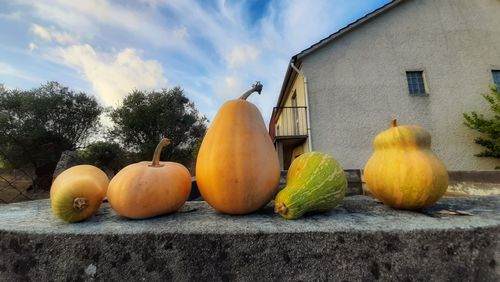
[363, 119, 448, 210]
[196, 82, 280, 214]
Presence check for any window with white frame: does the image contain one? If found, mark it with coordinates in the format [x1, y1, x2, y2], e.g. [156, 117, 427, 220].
[406, 71, 426, 96]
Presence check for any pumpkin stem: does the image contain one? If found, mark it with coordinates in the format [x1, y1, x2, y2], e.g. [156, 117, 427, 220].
[239, 81, 263, 100]
[151, 138, 171, 167]
[391, 119, 398, 128]
[275, 202, 288, 215]
[73, 197, 89, 211]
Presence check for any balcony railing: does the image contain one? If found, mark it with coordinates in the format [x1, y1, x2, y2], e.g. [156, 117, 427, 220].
[271, 106, 308, 139]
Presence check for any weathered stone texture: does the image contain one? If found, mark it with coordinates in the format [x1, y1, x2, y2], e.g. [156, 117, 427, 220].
[0, 196, 499, 281]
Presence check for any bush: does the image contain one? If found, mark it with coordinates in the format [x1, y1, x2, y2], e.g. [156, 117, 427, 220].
[464, 86, 500, 168]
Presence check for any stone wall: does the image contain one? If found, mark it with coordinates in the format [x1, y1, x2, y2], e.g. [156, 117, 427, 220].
[1, 196, 499, 281]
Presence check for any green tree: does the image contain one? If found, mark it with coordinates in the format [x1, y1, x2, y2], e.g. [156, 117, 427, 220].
[464, 86, 500, 163]
[0, 81, 103, 189]
[80, 141, 129, 174]
[109, 87, 207, 169]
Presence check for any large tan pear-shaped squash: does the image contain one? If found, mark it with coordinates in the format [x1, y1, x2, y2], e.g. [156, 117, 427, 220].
[107, 138, 191, 219]
[196, 82, 280, 214]
[363, 120, 448, 210]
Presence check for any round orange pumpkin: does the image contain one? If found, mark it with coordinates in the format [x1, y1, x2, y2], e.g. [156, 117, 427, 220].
[107, 138, 191, 219]
[196, 82, 280, 214]
[51, 165, 109, 222]
[363, 119, 449, 209]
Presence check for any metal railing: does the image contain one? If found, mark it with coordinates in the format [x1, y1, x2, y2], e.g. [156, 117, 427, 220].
[272, 106, 308, 138]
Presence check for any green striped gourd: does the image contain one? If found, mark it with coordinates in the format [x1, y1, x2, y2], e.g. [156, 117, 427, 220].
[274, 152, 347, 219]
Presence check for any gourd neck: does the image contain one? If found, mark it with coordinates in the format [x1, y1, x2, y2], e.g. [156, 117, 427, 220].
[150, 138, 171, 167]
[239, 81, 263, 100]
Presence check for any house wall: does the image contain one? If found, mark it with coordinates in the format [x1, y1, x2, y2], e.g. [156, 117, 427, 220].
[302, 0, 500, 170]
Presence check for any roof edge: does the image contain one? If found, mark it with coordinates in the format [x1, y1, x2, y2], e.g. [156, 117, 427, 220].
[273, 57, 298, 111]
[296, 0, 406, 60]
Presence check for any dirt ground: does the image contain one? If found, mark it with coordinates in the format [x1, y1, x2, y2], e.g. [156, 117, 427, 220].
[0, 169, 49, 204]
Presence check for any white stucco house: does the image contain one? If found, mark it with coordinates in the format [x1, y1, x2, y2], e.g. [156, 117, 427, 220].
[269, 0, 500, 171]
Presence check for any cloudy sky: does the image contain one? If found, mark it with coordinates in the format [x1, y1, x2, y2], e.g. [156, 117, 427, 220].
[0, 0, 390, 124]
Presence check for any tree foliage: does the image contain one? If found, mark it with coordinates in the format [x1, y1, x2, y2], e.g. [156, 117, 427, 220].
[0, 82, 103, 188]
[109, 87, 207, 168]
[80, 141, 130, 174]
[464, 86, 500, 161]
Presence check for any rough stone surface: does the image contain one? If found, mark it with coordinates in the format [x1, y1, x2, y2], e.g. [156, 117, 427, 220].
[52, 151, 84, 179]
[0, 196, 499, 281]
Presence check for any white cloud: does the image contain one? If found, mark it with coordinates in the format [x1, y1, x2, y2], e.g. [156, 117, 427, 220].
[51, 31, 77, 45]
[31, 24, 77, 44]
[24, 0, 190, 48]
[27, 3, 97, 40]
[58, 44, 168, 107]
[226, 45, 260, 69]
[31, 24, 51, 41]
[9, 0, 389, 125]
[28, 42, 37, 51]
[213, 75, 245, 99]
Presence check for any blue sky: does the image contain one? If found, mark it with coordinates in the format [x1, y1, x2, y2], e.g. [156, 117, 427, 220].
[0, 0, 390, 125]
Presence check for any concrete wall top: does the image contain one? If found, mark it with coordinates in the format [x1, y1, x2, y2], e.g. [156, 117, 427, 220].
[0, 196, 499, 235]
[0, 196, 499, 281]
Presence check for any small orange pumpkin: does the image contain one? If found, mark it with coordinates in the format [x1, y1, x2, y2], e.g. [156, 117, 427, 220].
[51, 165, 109, 222]
[107, 138, 191, 219]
